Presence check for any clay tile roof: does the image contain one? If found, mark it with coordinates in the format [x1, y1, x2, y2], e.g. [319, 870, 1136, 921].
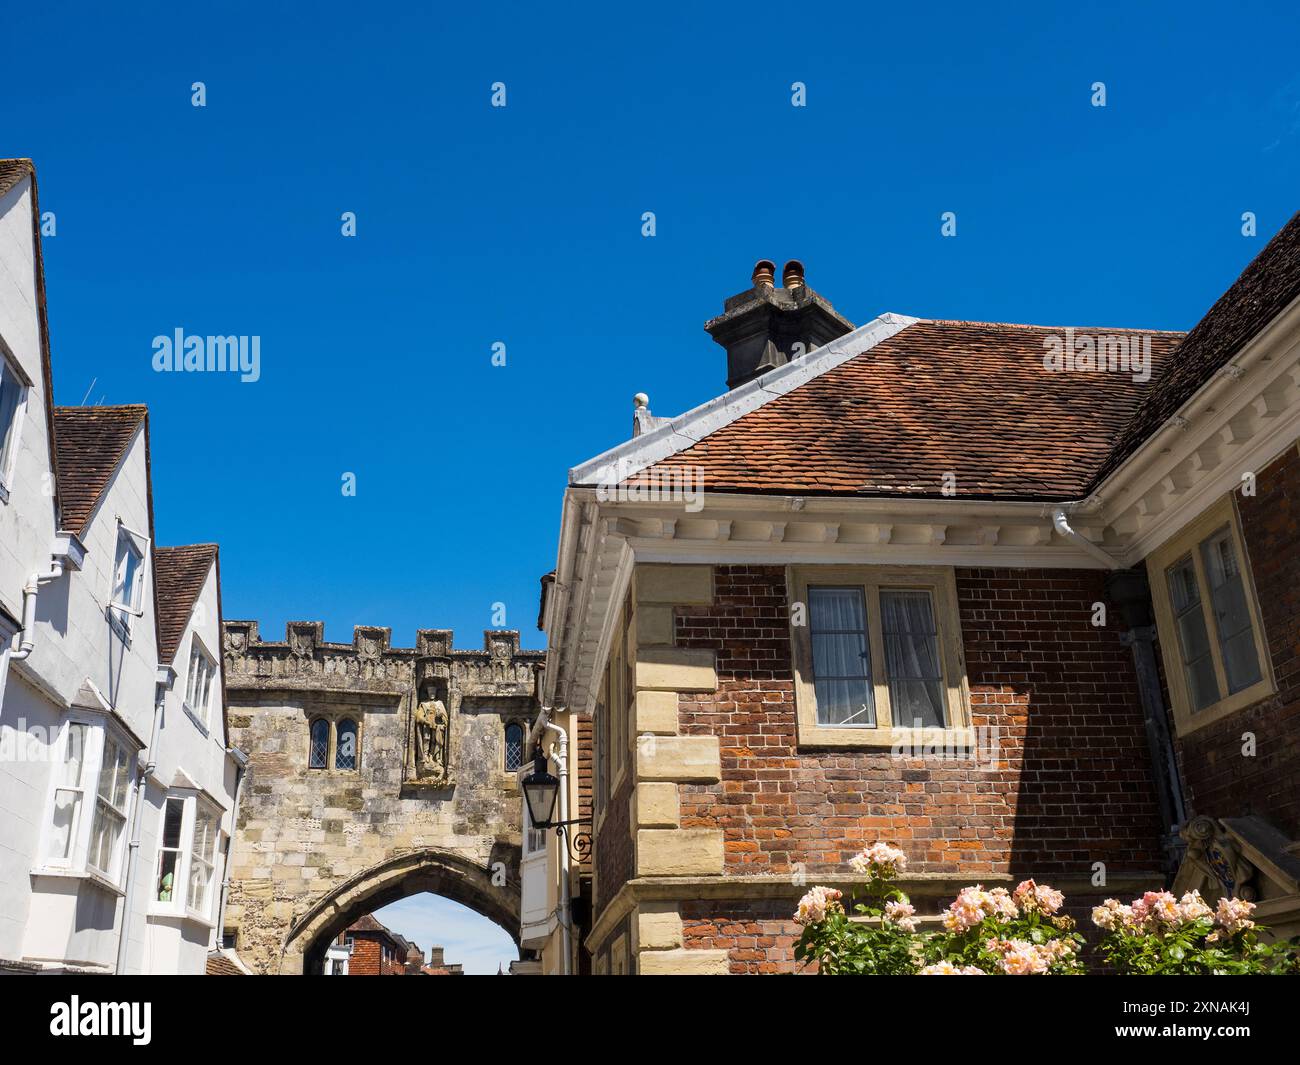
[52, 405, 148, 535]
[627, 320, 1183, 500]
[154, 545, 218, 664]
[0, 158, 34, 199]
[1093, 210, 1300, 486]
[205, 952, 246, 975]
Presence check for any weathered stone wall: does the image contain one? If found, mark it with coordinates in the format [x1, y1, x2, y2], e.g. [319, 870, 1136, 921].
[220, 620, 543, 974]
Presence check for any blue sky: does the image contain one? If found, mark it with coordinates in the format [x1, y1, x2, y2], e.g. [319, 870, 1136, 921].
[5, 0, 1296, 971]
[373, 894, 516, 975]
[3, 2, 1297, 653]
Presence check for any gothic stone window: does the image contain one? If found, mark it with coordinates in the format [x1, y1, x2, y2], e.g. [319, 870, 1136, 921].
[504, 721, 524, 772]
[308, 719, 329, 769]
[309, 717, 361, 771]
[336, 718, 358, 770]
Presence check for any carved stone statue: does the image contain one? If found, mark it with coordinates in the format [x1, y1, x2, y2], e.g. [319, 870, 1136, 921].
[412, 683, 449, 781]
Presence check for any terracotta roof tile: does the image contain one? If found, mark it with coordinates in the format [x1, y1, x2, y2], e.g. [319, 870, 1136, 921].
[52, 406, 148, 534]
[205, 952, 246, 976]
[154, 544, 218, 664]
[1094, 210, 1300, 486]
[627, 321, 1183, 500]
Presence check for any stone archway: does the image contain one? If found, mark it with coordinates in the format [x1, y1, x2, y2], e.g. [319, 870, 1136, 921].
[284, 849, 520, 975]
[219, 621, 544, 974]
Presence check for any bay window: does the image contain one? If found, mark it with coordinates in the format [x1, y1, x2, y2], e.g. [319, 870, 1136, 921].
[1148, 495, 1273, 734]
[151, 793, 225, 922]
[40, 716, 139, 886]
[791, 565, 971, 747]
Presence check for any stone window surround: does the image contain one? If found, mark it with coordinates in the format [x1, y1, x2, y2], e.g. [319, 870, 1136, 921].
[788, 563, 973, 749]
[1146, 491, 1276, 736]
[306, 712, 364, 773]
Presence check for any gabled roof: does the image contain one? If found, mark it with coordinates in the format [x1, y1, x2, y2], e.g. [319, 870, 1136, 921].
[154, 544, 218, 664]
[584, 318, 1182, 501]
[51, 405, 148, 535]
[0, 159, 62, 524]
[1093, 210, 1300, 486]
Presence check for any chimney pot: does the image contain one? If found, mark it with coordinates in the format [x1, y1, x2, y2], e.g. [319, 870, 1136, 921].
[705, 260, 854, 391]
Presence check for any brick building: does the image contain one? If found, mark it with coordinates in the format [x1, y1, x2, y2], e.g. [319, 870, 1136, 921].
[537, 228, 1300, 973]
[325, 915, 462, 975]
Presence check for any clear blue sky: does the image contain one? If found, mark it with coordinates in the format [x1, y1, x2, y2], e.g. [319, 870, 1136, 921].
[3, 2, 1298, 653]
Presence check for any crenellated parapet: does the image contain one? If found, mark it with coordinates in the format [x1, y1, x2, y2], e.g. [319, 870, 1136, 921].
[221, 620, 543, 696]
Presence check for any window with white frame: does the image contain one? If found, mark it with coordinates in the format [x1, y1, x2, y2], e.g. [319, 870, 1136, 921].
[790, 565, 972, 747]
[1148, 495, 1273, 735]
[185, 636, 217, 727]
[43, 716, 139, 885]
[90, 733, 132, 877]
[151, 793, 225, 920]
[186, 801, 220, 916]
[109, 523, 149, 639]
[155, 797, 184, 902]
[0, 349, 27, 494]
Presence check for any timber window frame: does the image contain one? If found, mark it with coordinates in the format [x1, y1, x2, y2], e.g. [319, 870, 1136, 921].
[789, 565, 972, 749]
[37, 713, 140, 888]
[1147, 493, 1274, 736]
[150, 791, 225, 924]
[0, 344, 29, 502]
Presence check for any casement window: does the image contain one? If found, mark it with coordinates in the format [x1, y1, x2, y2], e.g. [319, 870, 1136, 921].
[1148, 495, 1273, 734]
[186, 802, 220, 915]
[152, 793, 225, 921]
[185, 636, 217, 727]
[0, 348, 27, 497]
[504, 721, 524, 772]
[41, 716, 139, 886]
[109, 522, 150, 641]
[155, 797, 184, 903]
[790, 565, 972, 747]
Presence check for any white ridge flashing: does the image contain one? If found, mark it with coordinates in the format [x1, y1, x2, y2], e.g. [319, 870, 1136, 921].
[569, 312, 921, 486]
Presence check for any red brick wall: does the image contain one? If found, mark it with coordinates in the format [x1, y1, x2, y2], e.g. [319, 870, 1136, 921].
[1177, 445, 1300, 837]
[594, 770, 634, 915]
[346, 933, 405, 975]
[674, 564, 1164, 879]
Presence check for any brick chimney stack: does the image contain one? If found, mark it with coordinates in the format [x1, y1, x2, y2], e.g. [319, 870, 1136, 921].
[705, 259, 854, 390]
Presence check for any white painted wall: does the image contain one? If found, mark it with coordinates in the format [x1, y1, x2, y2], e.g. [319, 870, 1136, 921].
[0, 170, 238, 973]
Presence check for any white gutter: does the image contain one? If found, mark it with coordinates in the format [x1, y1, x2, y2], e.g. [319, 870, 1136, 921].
[1, 532, 84, 717]
[1051, 508, 1121, 570]
[116, 663, 172, 974]
[215, 746, 251, 950]
[527, 706, 573, 976]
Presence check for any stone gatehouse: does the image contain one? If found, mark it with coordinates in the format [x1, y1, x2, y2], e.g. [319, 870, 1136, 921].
[219, 620, 544, 974]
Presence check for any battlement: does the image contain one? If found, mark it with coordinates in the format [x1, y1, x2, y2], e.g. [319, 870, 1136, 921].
[221, 620, 544, 695]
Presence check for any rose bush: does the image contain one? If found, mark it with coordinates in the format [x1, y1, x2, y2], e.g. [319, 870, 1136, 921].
[1092, 890, 1299, 975]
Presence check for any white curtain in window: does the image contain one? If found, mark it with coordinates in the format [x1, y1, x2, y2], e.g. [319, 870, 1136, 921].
[881, 590, 945, 728]
[809, 587, 874, 726]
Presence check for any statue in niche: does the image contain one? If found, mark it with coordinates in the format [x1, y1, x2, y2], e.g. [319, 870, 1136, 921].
[412, 681, 449, 781]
